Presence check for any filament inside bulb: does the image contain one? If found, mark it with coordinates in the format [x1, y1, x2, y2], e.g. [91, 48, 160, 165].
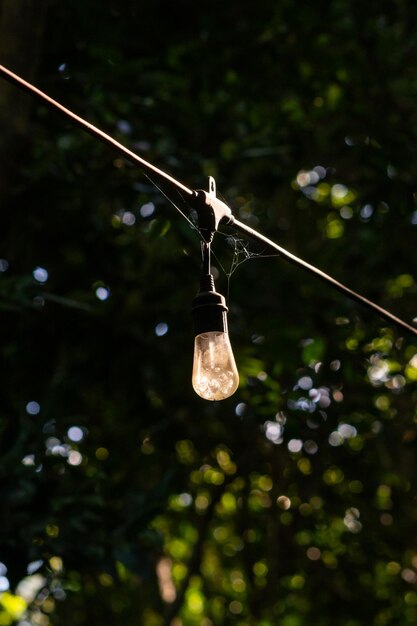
[192, 331, 239, 401]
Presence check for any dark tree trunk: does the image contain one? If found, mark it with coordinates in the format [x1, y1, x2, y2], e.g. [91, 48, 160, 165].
[0, 0, 47, 197]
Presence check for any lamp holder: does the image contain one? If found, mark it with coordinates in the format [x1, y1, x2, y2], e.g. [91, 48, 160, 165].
[192, 282, 228, 336]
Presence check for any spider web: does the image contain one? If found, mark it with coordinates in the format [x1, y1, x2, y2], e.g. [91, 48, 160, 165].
[144, 172, 280, 297]
[212, 228, 276, 299]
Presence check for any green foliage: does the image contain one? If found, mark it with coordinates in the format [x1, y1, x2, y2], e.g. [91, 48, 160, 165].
[1, 0, 417, 625]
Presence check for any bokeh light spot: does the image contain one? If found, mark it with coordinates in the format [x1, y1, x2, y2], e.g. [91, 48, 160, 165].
[229, 600, 243, 614]
[277, 495, 291, 510]
[33, 267, 48, 283]
[22, 455, 35, 466]
[298, 376, 313, 390]
[96, 287, 110, 301]
[288, 439, 303, 453]
[304, 440, 318, 455]
[307, 546, 321, 561]
[264, 421, 283, 443]
[116, 119, 132, 134]
[27, 560, 43, 575]
[140, 202, 155, 218]
[155, 322, 169, 336]
[96, 447, 109, 461]
[26, 401, 40, 415]
[68, 451, 82, 466]
[67, 426, 84, 442]
[121, 211, 136, 226]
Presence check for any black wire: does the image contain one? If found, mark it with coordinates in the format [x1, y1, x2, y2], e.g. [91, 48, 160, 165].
[233, 218, 417, 338]
[0, 64, 194, 198]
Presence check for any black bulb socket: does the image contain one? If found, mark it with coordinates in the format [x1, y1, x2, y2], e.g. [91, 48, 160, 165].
[192, 275, 228, 336]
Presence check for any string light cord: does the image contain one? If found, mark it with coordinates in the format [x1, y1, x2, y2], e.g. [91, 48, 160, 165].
[0, 64, 193, 198]
[232, 218, 417, 337]
[1, 63, 416, 338]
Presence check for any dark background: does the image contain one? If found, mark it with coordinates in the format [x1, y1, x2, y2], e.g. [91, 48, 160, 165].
[1, 1, 417, 624]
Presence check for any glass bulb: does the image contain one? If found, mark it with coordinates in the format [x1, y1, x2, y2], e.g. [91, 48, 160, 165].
[192, 331, 239, 401]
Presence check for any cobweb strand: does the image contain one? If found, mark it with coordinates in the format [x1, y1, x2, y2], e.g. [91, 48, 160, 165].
[143, 176, 280, 298]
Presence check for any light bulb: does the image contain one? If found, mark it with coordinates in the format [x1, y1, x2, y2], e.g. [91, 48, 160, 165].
[191, 273, 239, 401]
[192, 331, 239, 401]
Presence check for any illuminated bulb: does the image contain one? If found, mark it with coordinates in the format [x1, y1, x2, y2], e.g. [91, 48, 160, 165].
[191, 274, 239, 401]
[192, 331, 239, 401]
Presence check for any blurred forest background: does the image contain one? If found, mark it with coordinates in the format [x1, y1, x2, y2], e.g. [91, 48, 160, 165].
[1, 0, 417, 625]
